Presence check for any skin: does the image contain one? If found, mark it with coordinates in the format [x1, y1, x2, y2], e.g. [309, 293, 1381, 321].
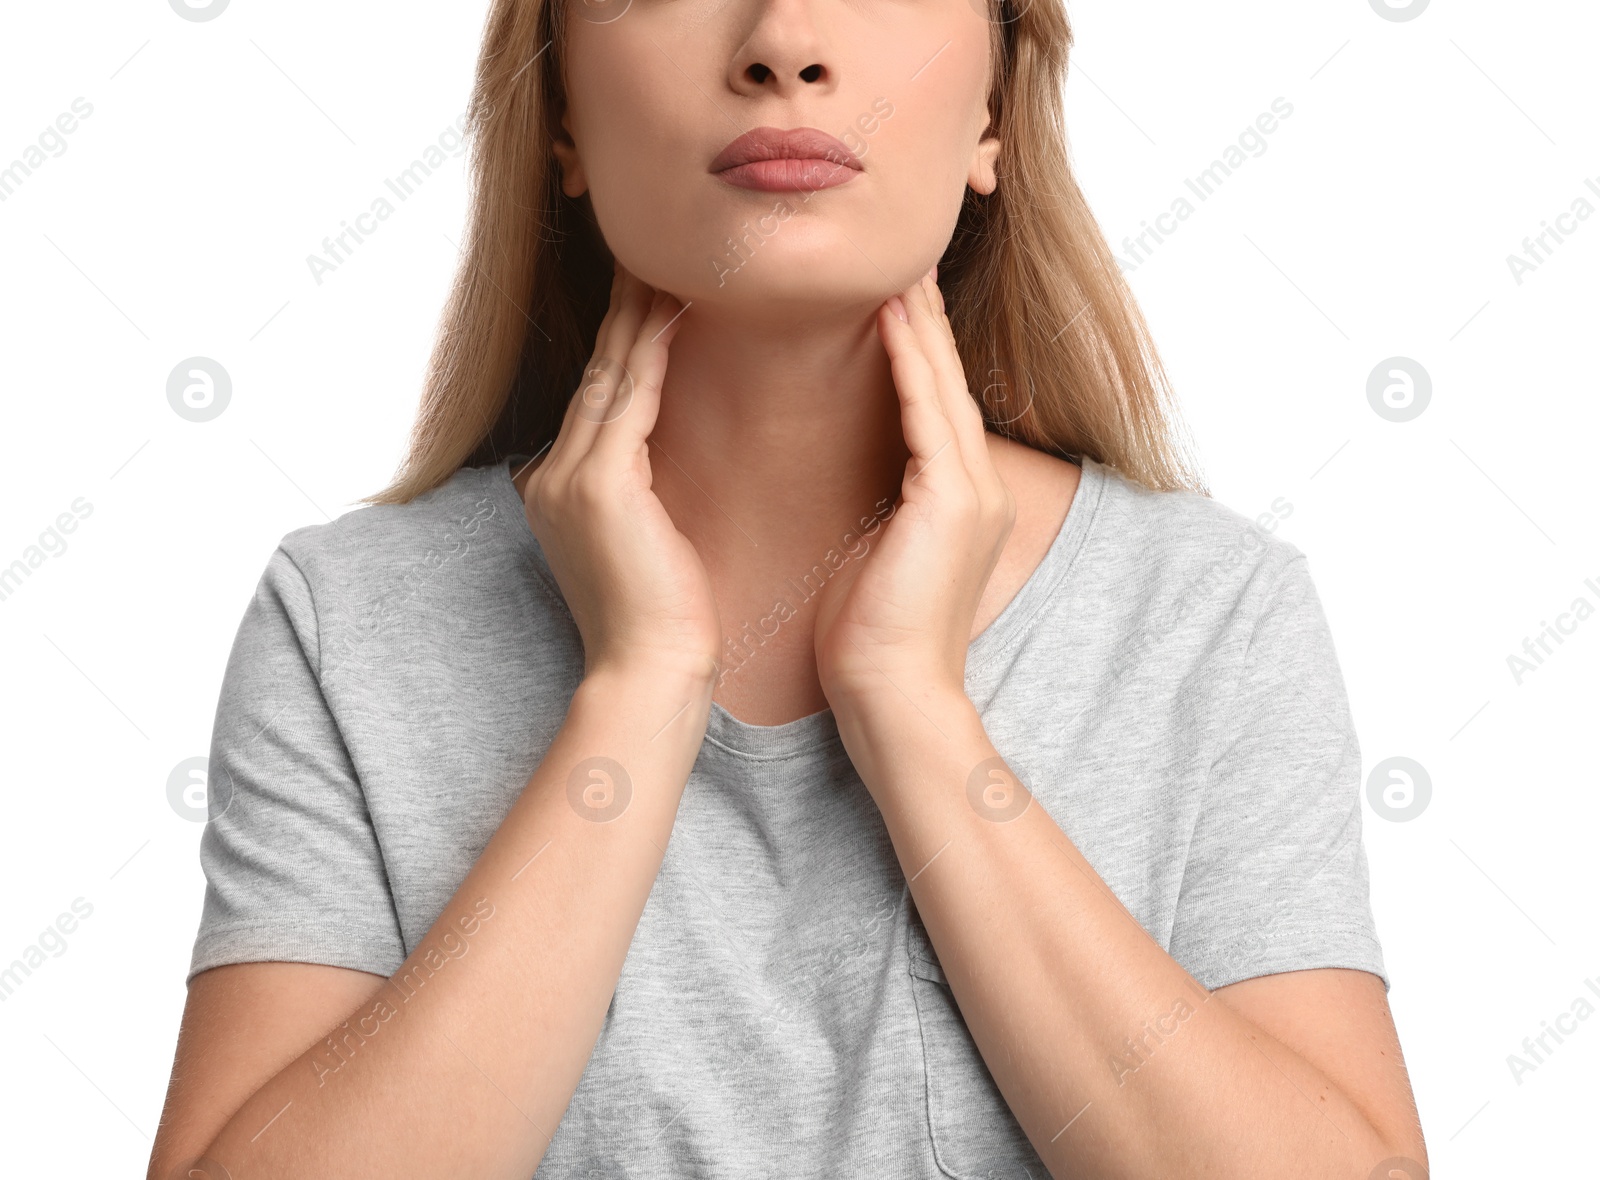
[147, 0, 1429, 1176]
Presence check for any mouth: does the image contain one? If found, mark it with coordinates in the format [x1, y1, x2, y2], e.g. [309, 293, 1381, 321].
[709, 126, 863, 193]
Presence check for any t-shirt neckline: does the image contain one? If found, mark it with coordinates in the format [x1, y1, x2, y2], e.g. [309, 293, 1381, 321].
[489, 450, 1107, 760]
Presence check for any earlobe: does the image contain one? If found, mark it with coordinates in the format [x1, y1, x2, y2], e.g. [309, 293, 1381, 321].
[551, 110, 589, 198]
[552, 145, 588, 198]
[968, 135, 1001, 196]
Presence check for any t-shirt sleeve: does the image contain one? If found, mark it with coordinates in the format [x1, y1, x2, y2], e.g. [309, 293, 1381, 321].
[187, 544, 407, 986]
[1167, 553, 1389, 993]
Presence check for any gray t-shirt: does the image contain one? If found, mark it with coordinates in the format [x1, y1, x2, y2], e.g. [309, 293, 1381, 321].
[190, 452, 1386, 1177]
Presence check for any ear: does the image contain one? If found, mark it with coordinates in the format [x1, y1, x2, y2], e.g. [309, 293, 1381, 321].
[967, 127, 1001, 196]
[551, 106, 589, 198]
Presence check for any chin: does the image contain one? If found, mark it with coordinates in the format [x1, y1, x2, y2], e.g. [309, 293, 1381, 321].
[704, 270, 897, 322]
[650, 233, 906, 318]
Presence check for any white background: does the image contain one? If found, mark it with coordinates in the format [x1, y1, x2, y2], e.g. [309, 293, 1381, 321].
[1, 0, 1594, 1174]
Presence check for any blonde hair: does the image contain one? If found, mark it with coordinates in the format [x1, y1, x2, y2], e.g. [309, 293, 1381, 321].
[364, 0, 1207, 506]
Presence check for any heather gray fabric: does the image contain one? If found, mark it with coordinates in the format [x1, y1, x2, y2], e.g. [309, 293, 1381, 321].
[190, 453, 1386, 1177]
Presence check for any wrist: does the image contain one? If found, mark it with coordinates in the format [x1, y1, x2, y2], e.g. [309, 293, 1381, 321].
[550, 661, 712, 826]
[829, 684, 987, 792]
[574, 657, 717, 741]
[584, 650, 720, 696]
[825, 673, 971, 733]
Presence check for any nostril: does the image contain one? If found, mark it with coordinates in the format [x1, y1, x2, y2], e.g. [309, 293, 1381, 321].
[743, 62, 825, 85]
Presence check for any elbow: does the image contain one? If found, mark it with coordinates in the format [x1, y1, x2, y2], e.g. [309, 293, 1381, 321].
[147, 1141, 231, 1180]
[1363, 1124, 1429, 1179]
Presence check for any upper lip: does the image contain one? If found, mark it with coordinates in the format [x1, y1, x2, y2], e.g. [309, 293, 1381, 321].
[709, 126, 863, 173]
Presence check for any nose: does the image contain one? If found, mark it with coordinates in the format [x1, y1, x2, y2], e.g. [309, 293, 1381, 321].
[727, 0, 837, 98]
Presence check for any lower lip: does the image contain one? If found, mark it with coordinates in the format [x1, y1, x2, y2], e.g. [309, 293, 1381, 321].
[713, 158, 862, 192]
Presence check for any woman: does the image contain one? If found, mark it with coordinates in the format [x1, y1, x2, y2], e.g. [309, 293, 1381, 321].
[150, 0, 1428, 1175]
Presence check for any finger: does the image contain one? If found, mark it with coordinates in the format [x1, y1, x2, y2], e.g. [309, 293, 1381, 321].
[901, 274, 1011, 529]
[592, 286, 689, 463]
[550, 264, 651, 476]
[878, 296, 960, 492]
[538, 263, 626, 483]
[902, 272, 990, 479]
[579, 266, 654, 429]
[925, 276, 1009, 507]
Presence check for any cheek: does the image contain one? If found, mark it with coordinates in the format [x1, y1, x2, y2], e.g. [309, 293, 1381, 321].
[567, 38, 678, 203]
[880, 96, 980, 205]
[564, 30, 721, 282]
[858, 49, 990, 253]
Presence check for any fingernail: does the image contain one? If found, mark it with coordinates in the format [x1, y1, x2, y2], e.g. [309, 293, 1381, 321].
[931, 263, 939, 282]
[888, 294, 908, 323]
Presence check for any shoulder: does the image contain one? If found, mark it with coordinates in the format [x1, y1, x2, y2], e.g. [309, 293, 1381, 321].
[275, 462, 508, 588]
[1030, 461, 1350, 769]
[984, 434, 1084, 589]
[989, 433, 1305, 593]
[996, 442, 1321, 681]
[1083, 455, 1306, 607]
[246, 461, 525, 672]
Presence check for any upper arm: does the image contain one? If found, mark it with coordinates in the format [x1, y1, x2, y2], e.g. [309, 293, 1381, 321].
[1213, 967, 1427, 1171]
[190, 545, 409, 986]
[148, 961, 390, 1179]
[1170, 552, 1389, 992]
[1175, 556, 1424, 1164]
[159, 545, 410, 1167]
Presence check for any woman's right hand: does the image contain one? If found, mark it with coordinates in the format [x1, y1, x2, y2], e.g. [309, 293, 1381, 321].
[517, 263, 721, 683]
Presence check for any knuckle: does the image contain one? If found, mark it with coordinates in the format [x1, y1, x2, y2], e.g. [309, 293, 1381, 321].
[527, 477, 559, 526]
[991, 485, 1017, 529]
[628, 369, 661, 400]
[945, 481, 982, 522]
[569, 465, 610, 508]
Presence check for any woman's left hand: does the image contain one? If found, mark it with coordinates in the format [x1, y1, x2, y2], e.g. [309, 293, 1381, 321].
[813, 267, 1016, 714]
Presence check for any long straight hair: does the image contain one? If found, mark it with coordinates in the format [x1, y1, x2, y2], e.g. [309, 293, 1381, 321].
[364, 0, 1207, 505]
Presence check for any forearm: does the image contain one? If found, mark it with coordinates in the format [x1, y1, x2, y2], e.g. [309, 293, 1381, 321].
[198, 661, 714, 1179]
[835, 690, 1401, 1179]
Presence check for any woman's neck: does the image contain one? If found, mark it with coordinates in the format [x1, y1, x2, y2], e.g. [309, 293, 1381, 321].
[640, 304, 911, 718]
[647, 305, 911, 572]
